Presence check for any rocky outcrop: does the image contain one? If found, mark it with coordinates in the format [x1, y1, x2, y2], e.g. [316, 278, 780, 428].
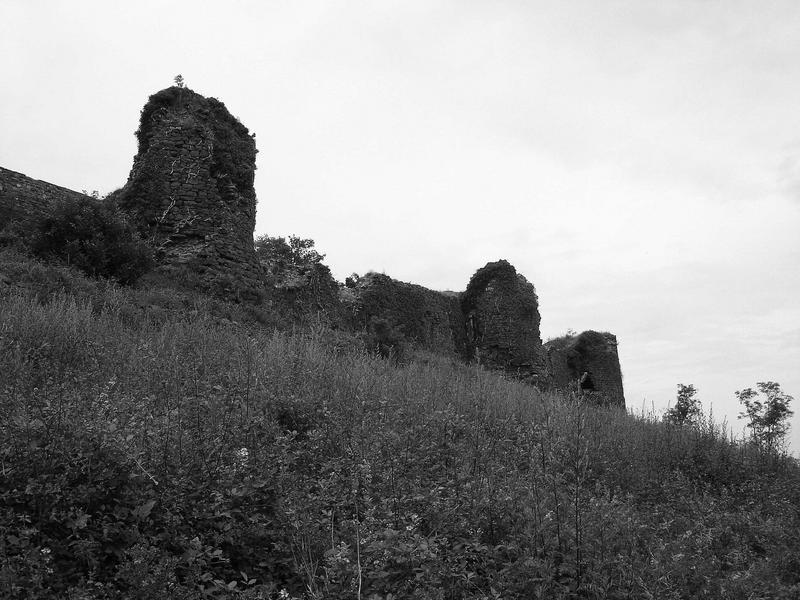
[345, 272, 467, 357]
[0, 167, 92, 234]
[545, 331, 625, 406]
[461, 260, 547, 383]
[113, 86, 263, 294]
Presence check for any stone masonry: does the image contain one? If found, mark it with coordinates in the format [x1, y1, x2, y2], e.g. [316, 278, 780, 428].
[347, 260, 625, 407]
[0, 85, 626, 406]
[545, 331, 625, 406]
[347, 272, 467, 358]
[0, 166, 93, 233]
[113, 86, 264, 292]
[461, 260, 548, 383]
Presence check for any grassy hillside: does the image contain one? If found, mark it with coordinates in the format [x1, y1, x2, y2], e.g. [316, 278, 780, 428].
[1, 249, 799, 599]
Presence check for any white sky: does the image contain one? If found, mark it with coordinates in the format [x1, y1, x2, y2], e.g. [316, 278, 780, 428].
[2, 0, 799, 450]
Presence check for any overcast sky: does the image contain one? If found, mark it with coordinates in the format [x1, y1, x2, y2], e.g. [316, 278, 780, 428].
[2, 1, 799, 450]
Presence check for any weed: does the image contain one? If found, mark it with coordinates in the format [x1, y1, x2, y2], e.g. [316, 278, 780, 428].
[1, 253, 799, 598]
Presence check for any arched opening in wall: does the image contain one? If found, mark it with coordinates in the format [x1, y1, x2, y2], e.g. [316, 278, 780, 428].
[580, 372, 595, 391]
[467, 313, 480, 343]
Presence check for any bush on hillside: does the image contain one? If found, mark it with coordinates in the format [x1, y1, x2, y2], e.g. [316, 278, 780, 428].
[255, 234, 341, 318]
[664, 383, 703, 426]
[31, 199, 153, 285]
[255, 234, 325, 271]
[364, 316, 407, 362]
[738, 381, 795, 453]
[0, 221, 28, 250]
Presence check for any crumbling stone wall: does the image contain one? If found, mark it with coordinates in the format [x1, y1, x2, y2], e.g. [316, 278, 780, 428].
[545, 331, 625, 407]
[0, 167, 92, 234]
[112, 86, 263, 293]
[345, 262, 626, 407]
[461, 260, 547, 383]
[1, 87, 627, 406]
[347, 272, 467, 357]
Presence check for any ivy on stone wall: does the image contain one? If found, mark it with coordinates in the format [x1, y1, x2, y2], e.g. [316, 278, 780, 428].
[115, 85, 264, 297]
[460, 259, 520, 318]
[350, 272, 467, 357]
[134, 86, 256, 196]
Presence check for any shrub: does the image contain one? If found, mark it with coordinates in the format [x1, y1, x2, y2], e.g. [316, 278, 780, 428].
[737, 382, 794, 453]
[364, 316, 407, 362]
[31, 199, 153, 285]
[255, 234, 341, 319]
[665, 383, 702, 426]
[0, 221, 28, 250]
[254, 234, 325, 270]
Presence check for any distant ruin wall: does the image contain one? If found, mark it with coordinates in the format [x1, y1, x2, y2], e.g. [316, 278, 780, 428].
[0, 167, 92, 232]
[461, 260, 547, 383]
[348, 262, 625, 407]
[113, 86, 264, 292]
[347, 272, 467, 357]
[545, 331, 625, 406]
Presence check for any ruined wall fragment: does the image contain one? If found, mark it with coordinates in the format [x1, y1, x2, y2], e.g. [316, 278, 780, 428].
[113, 86, 263, 294]
[461, 260, 547, 382]
[545, 330, 625, 407]
[0, 167, 93, 235]
[347, 272, 467, 357]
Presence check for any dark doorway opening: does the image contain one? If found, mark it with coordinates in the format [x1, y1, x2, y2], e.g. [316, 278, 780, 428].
[580, 372, 595, 391]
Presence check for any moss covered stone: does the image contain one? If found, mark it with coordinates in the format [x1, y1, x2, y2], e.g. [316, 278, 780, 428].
[113, 86, 263, 297]
[0, 167, 93, 237]
[461, 260, 547, 383]
[545, 330, 625, 407]
[348, 272, 467, 357]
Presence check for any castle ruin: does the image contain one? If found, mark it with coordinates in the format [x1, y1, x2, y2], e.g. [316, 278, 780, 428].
[0, 85, 625, 406]
[112, 86, 264, 293]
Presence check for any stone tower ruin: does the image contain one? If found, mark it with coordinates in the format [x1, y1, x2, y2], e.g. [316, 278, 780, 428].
[461, 260, 548, 383]
[545, 330, 625, 406]
[113, 86, 263, 293]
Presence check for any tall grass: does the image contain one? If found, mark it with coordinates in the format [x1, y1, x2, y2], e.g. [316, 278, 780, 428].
[1, 260, 799, 599]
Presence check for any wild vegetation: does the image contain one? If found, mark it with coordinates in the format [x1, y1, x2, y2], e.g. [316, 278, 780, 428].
[254, 235, 341, 322]
[737, 382, 795, 455]
[30, 199, 153, 286]
[1, 245, 799, 599]
[663, 384, 702, 428]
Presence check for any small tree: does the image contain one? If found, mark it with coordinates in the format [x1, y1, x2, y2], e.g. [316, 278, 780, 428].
[174, 74, 185, 88]
[254, 234, 325, 271]
[254, 234, 339, 313]
[737, 381, 794, 453]
[664, 384, 702, 426]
